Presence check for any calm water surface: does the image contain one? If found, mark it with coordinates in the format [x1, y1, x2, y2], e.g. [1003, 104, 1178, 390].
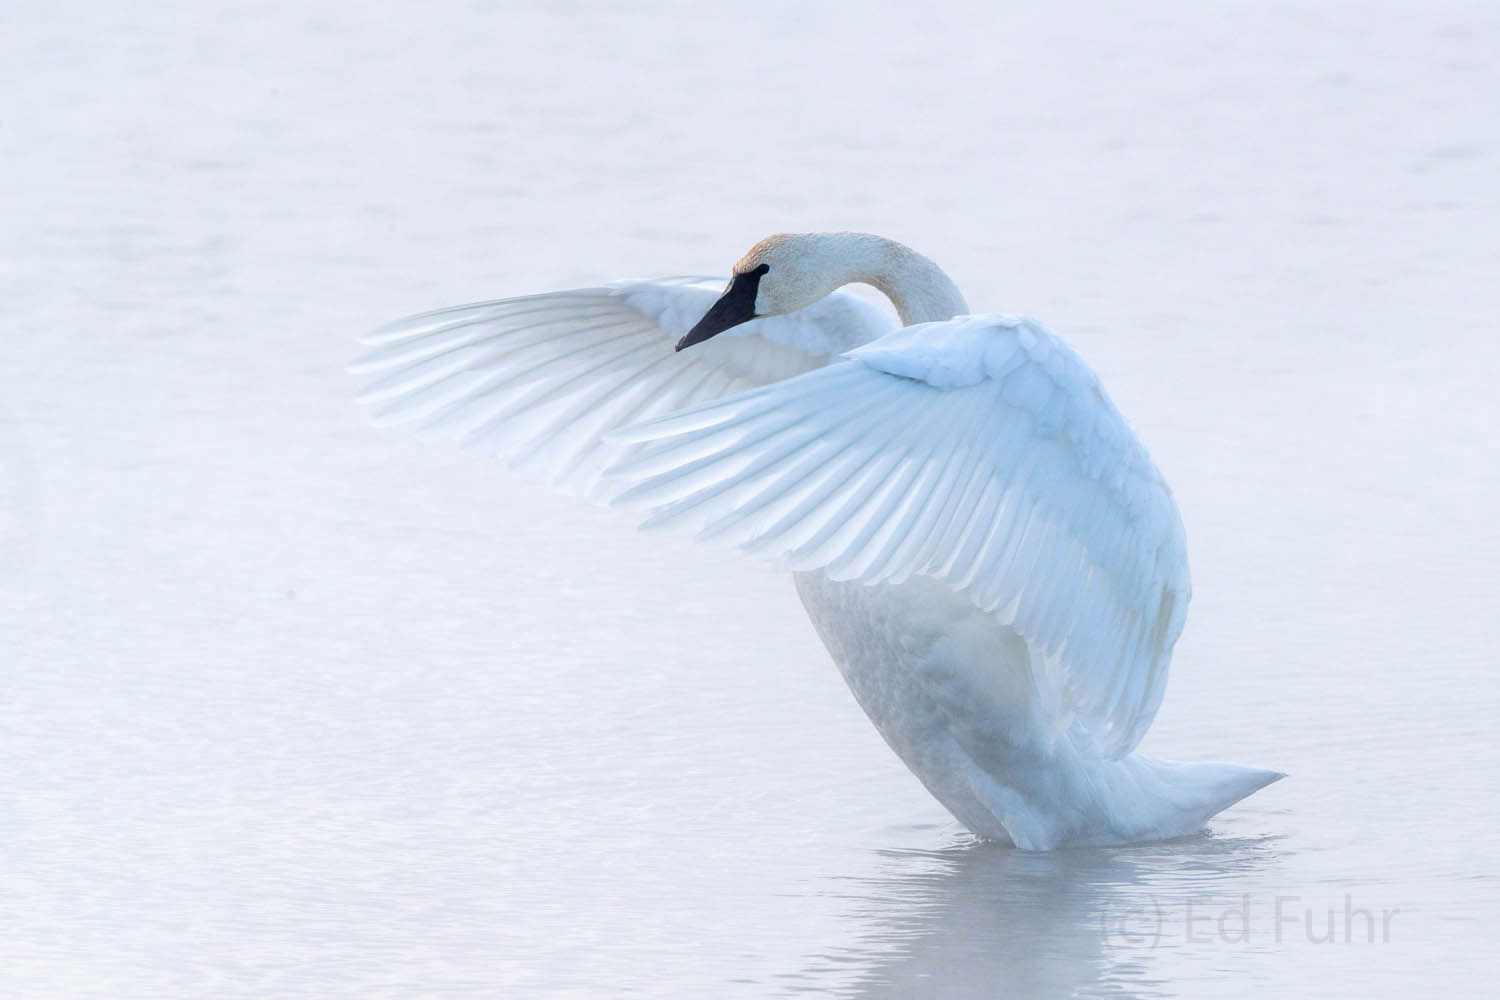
[4, 1, 1498, 996]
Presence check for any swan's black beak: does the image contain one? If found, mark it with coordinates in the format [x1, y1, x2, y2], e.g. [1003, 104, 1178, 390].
[675, 264, 768, 352]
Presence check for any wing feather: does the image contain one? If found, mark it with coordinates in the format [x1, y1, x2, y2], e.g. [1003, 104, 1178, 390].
[605, 315, 1190, 755]
[353, 279, 894, 498]
[358, 286, 1187, 755]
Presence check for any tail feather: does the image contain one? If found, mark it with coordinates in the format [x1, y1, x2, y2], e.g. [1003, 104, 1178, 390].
[1122, 757, 1284, 840]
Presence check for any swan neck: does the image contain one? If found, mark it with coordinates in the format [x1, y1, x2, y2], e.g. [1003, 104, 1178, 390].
[837, 235, 969, 325]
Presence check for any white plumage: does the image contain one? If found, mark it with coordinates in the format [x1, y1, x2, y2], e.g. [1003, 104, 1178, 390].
[354, 233, 1280, 849]
[610, 313, 1188, 758]
[352, 278, 892, 500]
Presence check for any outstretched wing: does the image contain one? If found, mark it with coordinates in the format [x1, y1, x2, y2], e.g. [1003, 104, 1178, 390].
[352, 278, 894, 499]
[607, 314, 1191, 756]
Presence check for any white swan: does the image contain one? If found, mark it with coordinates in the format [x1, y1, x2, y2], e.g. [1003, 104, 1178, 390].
[353, 232, 1282, 850]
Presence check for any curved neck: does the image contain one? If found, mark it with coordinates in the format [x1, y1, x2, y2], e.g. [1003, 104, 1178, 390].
[819, 233, 969, 325]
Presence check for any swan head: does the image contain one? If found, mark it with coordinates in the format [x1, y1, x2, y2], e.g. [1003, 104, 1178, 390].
[674, 232, 968, 347]
[675, 234, 844, 351]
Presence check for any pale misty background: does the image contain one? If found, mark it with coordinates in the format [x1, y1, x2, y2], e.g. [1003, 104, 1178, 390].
[3, 1, 1498, 997]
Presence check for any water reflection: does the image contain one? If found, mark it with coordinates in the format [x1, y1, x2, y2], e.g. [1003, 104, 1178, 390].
[797, 832, 1281, 998]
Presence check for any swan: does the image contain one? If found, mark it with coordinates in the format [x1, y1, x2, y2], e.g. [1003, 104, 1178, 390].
[352, 232, 1282, 850]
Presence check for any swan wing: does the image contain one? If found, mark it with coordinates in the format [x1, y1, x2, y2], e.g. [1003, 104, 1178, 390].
[607, 314, 1190, 756]
[352, 278, 894, 499]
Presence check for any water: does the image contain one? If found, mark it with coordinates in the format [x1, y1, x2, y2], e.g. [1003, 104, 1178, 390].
[4, 0, 1498, 995]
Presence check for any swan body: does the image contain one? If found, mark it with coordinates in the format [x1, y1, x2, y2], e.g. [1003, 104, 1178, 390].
[354, 233, 1281, 849]
[796, 573, 1277, 848]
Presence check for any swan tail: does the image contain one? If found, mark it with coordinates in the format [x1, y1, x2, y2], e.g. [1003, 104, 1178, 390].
[1115, 756, 1284, 841]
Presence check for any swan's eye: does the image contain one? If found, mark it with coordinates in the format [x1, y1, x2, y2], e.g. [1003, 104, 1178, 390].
[731, 262, 769, 283]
